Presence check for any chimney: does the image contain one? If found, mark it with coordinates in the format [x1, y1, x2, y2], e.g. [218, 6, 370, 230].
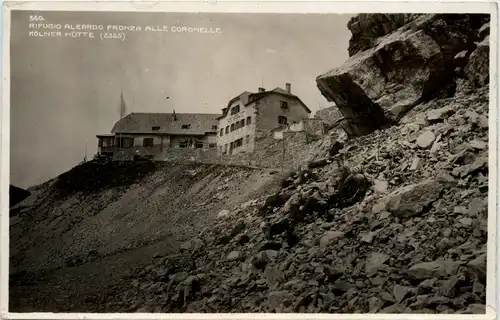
[286, 83, 291, 94]
[258, 87, 265, 93]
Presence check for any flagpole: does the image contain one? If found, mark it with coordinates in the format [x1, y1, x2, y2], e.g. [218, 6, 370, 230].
[119, 89, 126, 149]
[119, 90, 121, 150]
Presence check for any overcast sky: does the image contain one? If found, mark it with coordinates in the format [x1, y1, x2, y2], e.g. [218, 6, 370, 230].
[10, 11, 353, 188]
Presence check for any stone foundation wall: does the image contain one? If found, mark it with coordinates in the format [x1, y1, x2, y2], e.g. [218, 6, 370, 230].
[215, 131, 314, 170]
[303, 119, 325, 139]
[103, 145, 218, 162]
[108, 147, 164, 161]
[162, 148, 218, 163]
[108, 126, 324, 171]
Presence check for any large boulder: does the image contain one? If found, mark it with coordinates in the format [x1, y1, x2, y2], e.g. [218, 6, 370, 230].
[465, 37, 490, 88]
[382, 179, 444, 217]
[347, 14, 424, 56]
[467, 253, 487, 284]
[317, 14, 489, 137]
[408, 259, 460, 280]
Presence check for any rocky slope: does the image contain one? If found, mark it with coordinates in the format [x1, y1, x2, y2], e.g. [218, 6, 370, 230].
[9, 185, 31, 208]
[10, 160, 283, 311]
[109, 14, 491, 314]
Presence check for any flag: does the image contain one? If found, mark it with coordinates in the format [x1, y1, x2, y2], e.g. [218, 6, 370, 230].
[118, 90, 127, 149]
[120, 90, 127, 119]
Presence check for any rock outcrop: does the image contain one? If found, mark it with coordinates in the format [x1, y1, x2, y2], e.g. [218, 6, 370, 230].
[347, 14, 424, 56]
[314, 105, 343, 129]
[317, 14, 490, 137]
[465, 36, 490, 88]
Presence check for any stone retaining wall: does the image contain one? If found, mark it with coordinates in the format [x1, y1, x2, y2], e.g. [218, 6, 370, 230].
[132, 126, 327, 170]
[162, 148, 218, 163]
[154, 130, 319, 171]
[215, 131, 315, 170]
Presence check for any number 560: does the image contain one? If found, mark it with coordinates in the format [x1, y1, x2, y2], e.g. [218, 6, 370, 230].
[29, 15, 45, 21]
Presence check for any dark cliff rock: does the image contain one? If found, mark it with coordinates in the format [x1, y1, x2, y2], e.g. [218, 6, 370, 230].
[465, 36, 490, 88]
[347, 14, 424, 56]
[317, 13, 490, 137]
[314, 106, 343, 130]
[10, 185, 31, 208]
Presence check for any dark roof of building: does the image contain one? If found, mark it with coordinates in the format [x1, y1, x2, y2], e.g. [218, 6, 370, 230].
[111, 112, 221, 135]
[218, 87, 311, 119]
[227, 91, 253, 109]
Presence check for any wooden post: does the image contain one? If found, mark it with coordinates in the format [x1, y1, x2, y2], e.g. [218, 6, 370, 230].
[84, 142, 88, 162]
[282, 134, 285, 174]
[305, 121, 309, 144]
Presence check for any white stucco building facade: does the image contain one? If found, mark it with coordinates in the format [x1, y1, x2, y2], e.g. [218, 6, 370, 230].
[216, 83, 311, 156]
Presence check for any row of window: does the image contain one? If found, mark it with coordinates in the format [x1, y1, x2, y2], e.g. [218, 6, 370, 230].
[107, 115, 288, 149]
[155, 124, 217, 130]
[220, 116, 252, 136]
[220, 135, 251, 154]
[115, 137, 135, 148]
[228, 101, 287, 117]
[179, 141, 216, 149]
[103, 137, 216, 149]
[179, 140, 204, 149]
[168, 101, 288, 137]
[232, 138, 244, 148]
[102, 137, 153, 148]
[230, 105, 241, 115]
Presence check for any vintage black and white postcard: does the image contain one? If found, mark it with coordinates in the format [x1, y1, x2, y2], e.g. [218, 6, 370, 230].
[1, 1, 498, 318]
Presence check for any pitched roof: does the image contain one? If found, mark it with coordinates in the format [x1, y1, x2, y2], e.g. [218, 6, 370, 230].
[227, 91, 253, 109]
[219, 87, 311, 118]
[111, 112, 221, 135]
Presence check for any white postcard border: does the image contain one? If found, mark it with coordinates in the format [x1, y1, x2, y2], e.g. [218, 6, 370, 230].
[1, 1, 498, 319]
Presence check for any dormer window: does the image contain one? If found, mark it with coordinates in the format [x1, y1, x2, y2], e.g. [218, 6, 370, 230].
[152, 126, 160, 131]
[280, 101, 289, 109]
[181, 124, 191, 129]
[230, 105, 241, 115]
